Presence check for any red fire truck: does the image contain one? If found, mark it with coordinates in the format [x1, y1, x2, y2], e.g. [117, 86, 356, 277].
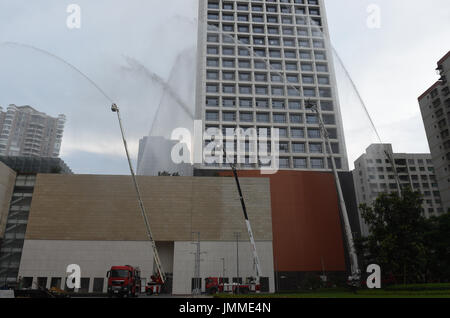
[205, 277, 260, 295]
[107, 265, 141, 297]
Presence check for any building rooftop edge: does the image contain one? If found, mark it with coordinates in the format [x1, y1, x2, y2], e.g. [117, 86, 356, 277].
[418, 51, 450, 101]
[418, 81, 441, 101]
[437, 50, 450, 66]
[4, 104, 65, 119]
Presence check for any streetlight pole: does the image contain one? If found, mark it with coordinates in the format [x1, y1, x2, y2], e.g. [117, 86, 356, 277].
[234, 232, 241, 293]
[191, 232, 202, 295]
[221, 258, 225, 281]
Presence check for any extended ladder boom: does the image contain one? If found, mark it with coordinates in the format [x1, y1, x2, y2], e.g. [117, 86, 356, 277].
[223, 148, 262, 281]
[309, 101, 360, 279]
[112, 104, 166, 284]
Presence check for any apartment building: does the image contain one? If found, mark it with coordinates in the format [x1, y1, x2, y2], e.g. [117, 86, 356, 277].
[353, 144, 443, 236]
[196, 0, 348, 171]
[0, 105, 65, 158]
[418, 51, 450, 212]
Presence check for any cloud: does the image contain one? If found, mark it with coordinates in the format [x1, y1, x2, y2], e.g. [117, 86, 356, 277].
[60, 136, 139, 159]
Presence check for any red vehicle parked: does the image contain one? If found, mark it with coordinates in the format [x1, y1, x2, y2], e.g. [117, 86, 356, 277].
[107, 265, 141, 298]
[205, 277, 260, 295]
[145, 275, 164, 295]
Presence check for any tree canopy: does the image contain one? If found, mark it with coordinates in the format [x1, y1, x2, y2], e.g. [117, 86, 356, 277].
[356, 188, 450, 284]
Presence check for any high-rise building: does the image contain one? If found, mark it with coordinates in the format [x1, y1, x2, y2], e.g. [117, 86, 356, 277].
[0, 105, 65, 158]
[418, 51, 450, 212]
[353, 144, 443, 236]
[137, 136, 192, 176]
[195, 0, 348, 171]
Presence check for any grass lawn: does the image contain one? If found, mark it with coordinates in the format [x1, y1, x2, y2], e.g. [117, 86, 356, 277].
[214, 285, 450, 298]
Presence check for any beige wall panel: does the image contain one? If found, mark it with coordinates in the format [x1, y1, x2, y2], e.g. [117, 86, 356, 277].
[26, 175, 272, 241]
[0, 162, 16, 238]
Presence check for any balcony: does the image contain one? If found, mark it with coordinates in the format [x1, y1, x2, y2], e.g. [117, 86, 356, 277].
[442, 87, 449, 96]
[396, 167, 408, 174]
[394, 159, 407, 166]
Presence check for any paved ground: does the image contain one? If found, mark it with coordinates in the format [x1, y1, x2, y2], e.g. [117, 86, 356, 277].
[75, 294, 213, 298]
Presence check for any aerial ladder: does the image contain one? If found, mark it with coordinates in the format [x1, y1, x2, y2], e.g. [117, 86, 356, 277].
[221, 143, 263, 291]
[307, 100, 361, 284]
[113, 101, 262, 293]
[111, 104, 166, 289]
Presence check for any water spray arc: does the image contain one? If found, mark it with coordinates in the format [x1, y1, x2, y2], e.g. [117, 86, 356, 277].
[204, 21, 362, 279]
[204, 20, 387, 158]
[122, 55, 195, 127]
[204, 17, 404, 282]
[1, 13, 399, 287]
[0, 41, 168, 285]
[1, 41, 114, 103]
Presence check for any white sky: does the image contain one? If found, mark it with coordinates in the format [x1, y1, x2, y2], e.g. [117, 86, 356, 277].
[325, 0, 450, 156]
[0, 0, 449, 174]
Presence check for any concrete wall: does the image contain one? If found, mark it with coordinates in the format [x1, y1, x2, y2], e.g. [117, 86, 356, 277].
[156, 241, 174, 274]
[18, 240, 274, 294]
[18, 240, 156, 292]
[0, 162, 16, 239]
[173, 241, 275, 295]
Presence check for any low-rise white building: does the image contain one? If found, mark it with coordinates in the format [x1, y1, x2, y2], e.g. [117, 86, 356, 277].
[16, 174, 275, 294]
[353, 144, 443, 236]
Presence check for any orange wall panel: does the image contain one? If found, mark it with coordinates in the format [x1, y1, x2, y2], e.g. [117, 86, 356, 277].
[219, 170, 346, 272]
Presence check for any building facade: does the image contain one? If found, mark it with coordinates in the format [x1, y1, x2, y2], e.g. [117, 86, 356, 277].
[0, 162, 16, 242]
[0, 169, 351, 294]
[0, 157, 72, 287]
[418, 51, 450, 212]
[195, 0, 348, 171]
[137, 136, 193, 177]
[17, 175, 275, 294]
[353, 144, 443, 236]
[0, 105, 65, 158]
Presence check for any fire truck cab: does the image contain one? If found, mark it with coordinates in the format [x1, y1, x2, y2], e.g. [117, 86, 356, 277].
[107, 265, 141, 297]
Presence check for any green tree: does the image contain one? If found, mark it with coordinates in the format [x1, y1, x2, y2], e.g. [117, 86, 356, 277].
[423, 212, 450, 282]
[356, 188, 429, 284]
